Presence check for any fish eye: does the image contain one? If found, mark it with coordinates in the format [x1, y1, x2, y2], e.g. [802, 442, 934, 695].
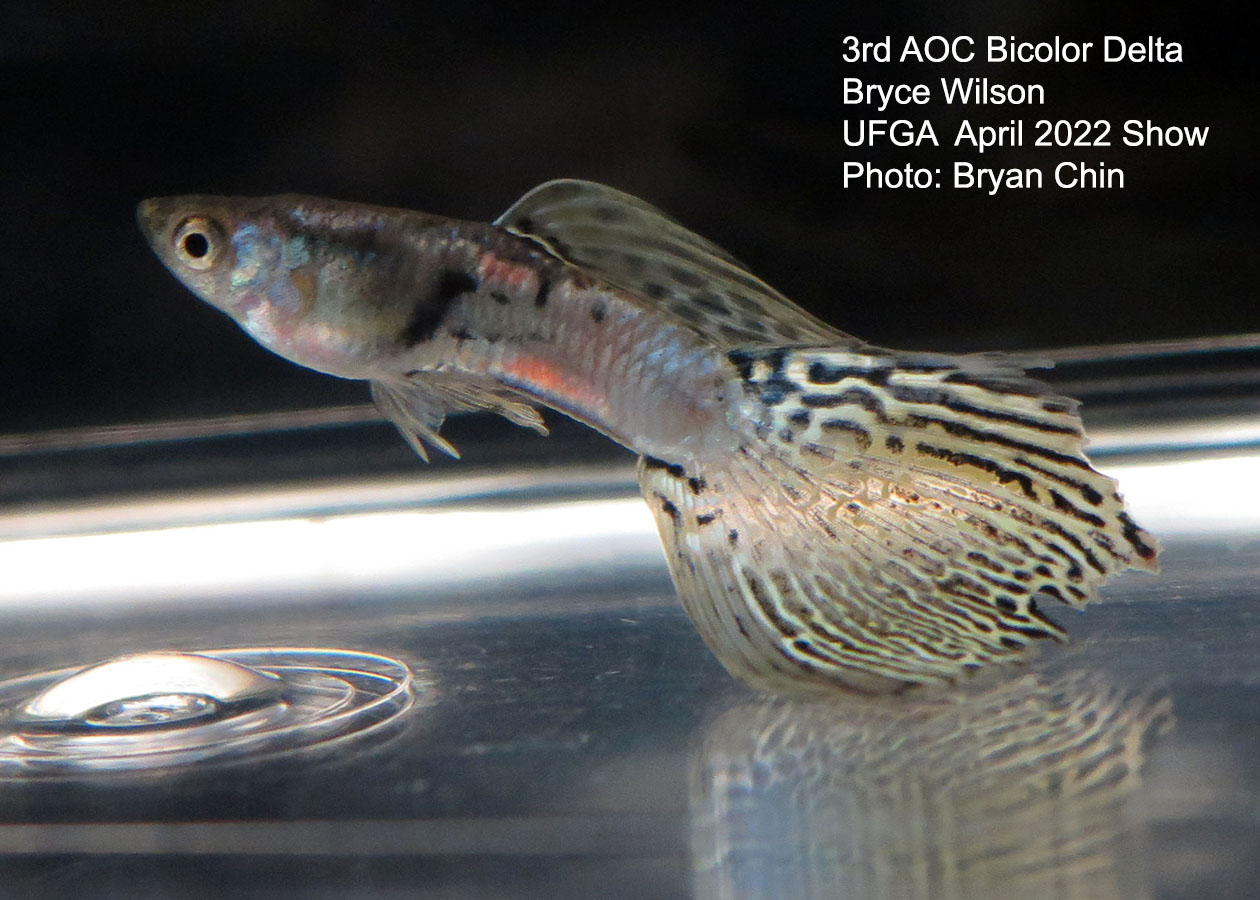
[173, 216, 223, 270]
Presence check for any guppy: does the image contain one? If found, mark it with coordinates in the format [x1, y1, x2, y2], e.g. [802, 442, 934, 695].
[137, 180, 1159, 693]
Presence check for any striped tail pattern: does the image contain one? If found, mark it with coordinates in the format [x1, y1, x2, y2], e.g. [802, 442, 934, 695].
[640, 346, 1158, 693]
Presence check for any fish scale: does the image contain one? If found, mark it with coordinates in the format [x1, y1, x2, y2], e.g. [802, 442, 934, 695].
[138, 179, 1159, 694]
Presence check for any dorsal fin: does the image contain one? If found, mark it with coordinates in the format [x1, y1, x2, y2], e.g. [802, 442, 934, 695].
[496, 179, 847, 348]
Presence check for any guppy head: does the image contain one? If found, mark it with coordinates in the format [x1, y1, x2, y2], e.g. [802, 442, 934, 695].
[137, 195, 424, 379]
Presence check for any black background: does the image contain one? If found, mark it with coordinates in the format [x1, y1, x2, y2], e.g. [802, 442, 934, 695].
[2, 2, 1255, 433]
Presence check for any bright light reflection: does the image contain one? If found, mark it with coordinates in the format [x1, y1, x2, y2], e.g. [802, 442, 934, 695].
[1101, 453, 1260, 536]
[0, 499, 660, 610]
[0, 453, 1255, 610]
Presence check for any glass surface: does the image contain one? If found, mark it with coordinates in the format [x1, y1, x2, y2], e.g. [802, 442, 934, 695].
[0, 343, 1257, 899]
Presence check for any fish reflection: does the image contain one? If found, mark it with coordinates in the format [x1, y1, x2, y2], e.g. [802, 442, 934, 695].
[690, 670, 1173, 900]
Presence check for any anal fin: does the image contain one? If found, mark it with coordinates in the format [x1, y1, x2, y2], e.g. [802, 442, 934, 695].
[372, 372, 548, 462]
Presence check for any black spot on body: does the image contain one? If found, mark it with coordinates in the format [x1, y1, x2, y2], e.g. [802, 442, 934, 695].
[491, 291, 511, 305]
[789, 410, 811, 428]
[660, 498, 680, 522]
[535, 277, 552, 308]
[439, 270, 477, 300]
[401, 269, 477, 346]
[643, 282, 669, 299]
[696, 513, 716, 526]
[885, 434, 904, 453]
[590, 301, 606, 323]
[728, 529, 739, 547]
[687, 476, 707, 495]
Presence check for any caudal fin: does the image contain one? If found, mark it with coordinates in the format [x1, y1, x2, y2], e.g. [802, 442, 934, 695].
[640, 346, 1158, 693]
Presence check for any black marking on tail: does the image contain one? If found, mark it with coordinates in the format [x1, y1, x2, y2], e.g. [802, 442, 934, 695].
[940, 397, 1080, 435]
[643, 456, 687, 478]
[821, 418, 873, 451]
[942, 371, 1040, 397]
[1117, 511, 1159, 561]
[807, 362, 891, 385]
[800, 387, 889, 417]
[919, 416, 1093, 472]
[1048, 489, 1107, 527]
[1018, 458, 1105, 505]
[915, 442, 1038, 500]
[744, 571, 800, 639]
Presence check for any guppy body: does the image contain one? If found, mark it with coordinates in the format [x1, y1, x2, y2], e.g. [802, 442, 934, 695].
[138, 180, 1158, 693]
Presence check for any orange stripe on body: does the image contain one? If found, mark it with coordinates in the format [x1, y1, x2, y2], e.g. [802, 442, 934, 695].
[498, 352, 607, 418]
[476, 252, 539, 291]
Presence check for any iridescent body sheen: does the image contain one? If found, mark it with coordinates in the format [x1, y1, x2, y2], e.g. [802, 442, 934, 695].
[138, 181, 1159, 693]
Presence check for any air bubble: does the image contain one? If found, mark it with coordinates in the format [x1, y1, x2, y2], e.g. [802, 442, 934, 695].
[0, 648, 416, 776]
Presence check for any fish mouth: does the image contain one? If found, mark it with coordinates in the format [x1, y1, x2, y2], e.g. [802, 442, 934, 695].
[135, 197, 172, 249]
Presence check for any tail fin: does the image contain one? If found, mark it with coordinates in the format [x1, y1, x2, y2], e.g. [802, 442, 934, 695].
[640, 346, 1158, 693]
